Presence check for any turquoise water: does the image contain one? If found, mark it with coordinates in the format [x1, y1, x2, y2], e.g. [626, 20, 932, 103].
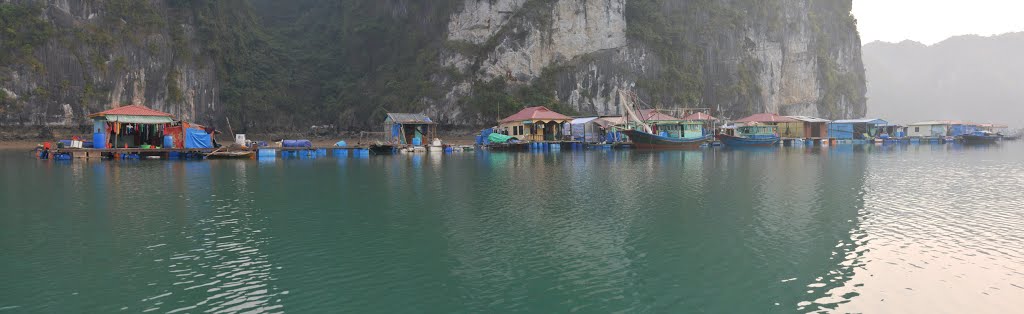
[2, 144, 1022, 313]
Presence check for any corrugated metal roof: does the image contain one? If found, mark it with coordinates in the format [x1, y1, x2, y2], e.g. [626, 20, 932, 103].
[386, 113, 435, 124]
[500, 106, 572, 123]
[103, 115, 174, 124]
[570, 117, 599, 124]
[832, 118, 889, 125]
[88, 105, 174, 118]
[908, 120, 954, 126]
[786, 116, 830, 123]
[683, 112, 719, 121]
[735, 113, 797, 123]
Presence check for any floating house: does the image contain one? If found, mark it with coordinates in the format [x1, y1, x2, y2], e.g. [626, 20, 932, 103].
[907, 120, 951, 138]
[569, 117, 620, 143]
[499, 106, 572, 142]
[828, 119, 889, 140]
[89, 105, 178, 148]
[384, 113, 437, 146]
[784, 116, 830, 139]
[637, 109, 704, 139]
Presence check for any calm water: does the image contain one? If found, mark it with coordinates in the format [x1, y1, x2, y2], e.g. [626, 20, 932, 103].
[2, 144, 1023, 313]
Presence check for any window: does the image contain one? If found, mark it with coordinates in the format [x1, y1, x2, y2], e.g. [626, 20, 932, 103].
[915, 127, 920, 133]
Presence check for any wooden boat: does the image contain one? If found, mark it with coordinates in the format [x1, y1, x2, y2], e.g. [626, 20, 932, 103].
[716, 125, 780, 147]
[206, 151, 255, 159]
[368, 144, 397, 155]
[961, 131, 1001, 144]
[621, 129, 711, 149]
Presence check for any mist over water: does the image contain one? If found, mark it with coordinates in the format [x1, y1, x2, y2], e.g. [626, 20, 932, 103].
[2, 144, 1022, 312]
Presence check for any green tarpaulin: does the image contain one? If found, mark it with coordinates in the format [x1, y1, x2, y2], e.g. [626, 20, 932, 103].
[488, 133, 517, 144]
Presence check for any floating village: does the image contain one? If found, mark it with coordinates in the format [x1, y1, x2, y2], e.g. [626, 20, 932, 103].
[36, 92, 1020, 161]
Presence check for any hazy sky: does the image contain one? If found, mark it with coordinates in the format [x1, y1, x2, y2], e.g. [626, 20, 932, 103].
[853, 0, 1024, 45]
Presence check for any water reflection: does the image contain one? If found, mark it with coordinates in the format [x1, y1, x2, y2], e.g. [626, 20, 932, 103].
[2, 144, 1023, 312]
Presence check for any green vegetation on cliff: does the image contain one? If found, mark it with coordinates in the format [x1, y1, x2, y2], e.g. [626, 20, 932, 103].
[0, 3, 52, 70]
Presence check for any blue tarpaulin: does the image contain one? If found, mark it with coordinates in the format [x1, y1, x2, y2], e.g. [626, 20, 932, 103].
[828, 123, 856, 139]
[184, 128, 213, 148]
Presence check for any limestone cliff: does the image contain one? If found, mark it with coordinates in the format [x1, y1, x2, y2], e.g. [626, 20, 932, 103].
[0, 0, 866, 129]
[435, 0, 866, 123]
[0, 0, 221, 126]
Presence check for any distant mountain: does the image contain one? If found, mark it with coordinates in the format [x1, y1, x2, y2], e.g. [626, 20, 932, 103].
[863, 33, 1024, 126]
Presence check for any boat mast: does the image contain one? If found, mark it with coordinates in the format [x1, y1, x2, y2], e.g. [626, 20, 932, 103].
[619, 90, 653, 134]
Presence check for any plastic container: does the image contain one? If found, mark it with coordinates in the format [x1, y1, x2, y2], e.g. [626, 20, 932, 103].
[475, 135, 483, 145]
[83, 141, 94, 148]
[333, 149, 348, 157]
[93, 133, 106, 149]
[258, 149, 276, 158]
[412, 137, 422, 146]
[283, 140, 312, 148]
[163, 135, 175, 148]
[334, 140, 347, 147]
[316, 148, 327, 156]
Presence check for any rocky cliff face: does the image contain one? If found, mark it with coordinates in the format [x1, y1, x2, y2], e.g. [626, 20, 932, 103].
[435, 0, 866, 122]
[0, 0, 219, 126]
[0, 0, 866, 128]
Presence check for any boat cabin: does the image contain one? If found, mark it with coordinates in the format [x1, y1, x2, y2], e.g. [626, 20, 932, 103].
[736, 125, 778, 139]
[633, 109, 705, 139]
[682, 112, 719, 136]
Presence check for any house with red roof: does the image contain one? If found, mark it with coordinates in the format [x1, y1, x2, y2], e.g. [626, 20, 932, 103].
[88, 104, 214, 150]
[498, 106, 572, 141]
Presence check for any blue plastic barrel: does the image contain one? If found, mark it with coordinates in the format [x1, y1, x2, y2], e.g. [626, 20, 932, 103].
[258, 149, 276, 158]
[550, 143, 561, 150]
[163, 135, 174, 148]
[335, 140, 347, 147]
[316, 148, 327, 156]
[412, 137, 422, 146]
[93, 133, 106, 149]
[475, 135, 483, 145]
[83, 141, 94, 148]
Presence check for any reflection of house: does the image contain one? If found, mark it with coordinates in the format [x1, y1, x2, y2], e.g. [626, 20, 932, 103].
[384, 113, 436, 146]
[784, 116, 830, 139]
[499, 106, 572, 142]
[637, 109, 704, 139]
[829, 119, 889, 139]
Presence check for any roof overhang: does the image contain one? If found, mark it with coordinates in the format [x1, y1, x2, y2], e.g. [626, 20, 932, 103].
[93, 114, 173, 124]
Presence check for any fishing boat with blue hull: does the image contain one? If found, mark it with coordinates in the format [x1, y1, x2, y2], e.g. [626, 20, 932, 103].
[716, 125, 780, 147]
[621, 129, 712, 149]
[960, 131, 1001, 144]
